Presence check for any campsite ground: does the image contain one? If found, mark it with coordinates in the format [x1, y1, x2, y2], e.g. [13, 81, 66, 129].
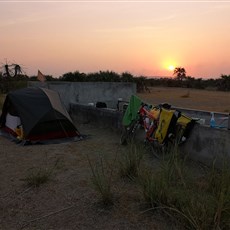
[0, 123, 173, 230]
[0, 87, 230, 229]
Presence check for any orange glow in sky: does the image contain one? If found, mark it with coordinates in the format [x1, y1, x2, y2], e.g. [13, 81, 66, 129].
[1, 2, 230, 79]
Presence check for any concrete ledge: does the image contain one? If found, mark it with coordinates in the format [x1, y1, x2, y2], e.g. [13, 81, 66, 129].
[181, 124, 230, 167]
[70, 103, 123, 132]
[70, 103, 230, 168]
[172, 106, 229, 128]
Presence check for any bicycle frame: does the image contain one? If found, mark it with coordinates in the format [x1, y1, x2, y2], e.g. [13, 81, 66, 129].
[138, 104, 160, 143]
[120, 103, 159, 145]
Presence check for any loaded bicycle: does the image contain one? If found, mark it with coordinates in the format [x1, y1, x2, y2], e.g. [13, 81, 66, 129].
[120, 95, 195, 155]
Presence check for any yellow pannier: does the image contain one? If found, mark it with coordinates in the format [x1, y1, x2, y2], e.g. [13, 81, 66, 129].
[177, 114, 193, 127]
[154, 108, 175, 144]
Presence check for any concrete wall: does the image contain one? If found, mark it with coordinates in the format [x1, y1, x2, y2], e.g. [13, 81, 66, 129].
[28, 81, 229, 167]
[70, 103, 123, 132]
[28, 81, 136, 111]
[70, 103, 230, 168]
[180, 125, 230, 167]
[172, 106, 229, 129]
[28, 81, 229, 127]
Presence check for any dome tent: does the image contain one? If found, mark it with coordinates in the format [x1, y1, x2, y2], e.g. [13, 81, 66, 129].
[0, 87, 82, 144]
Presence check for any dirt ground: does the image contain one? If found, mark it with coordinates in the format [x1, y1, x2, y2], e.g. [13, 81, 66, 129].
[138, 87, 230, 113]
[1, 123, 177, 230]
[0, 87, 229, 229]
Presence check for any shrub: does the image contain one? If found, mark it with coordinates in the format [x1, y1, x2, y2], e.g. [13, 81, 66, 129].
[119, 143, 144, 180]
[23, 158, 60, 188]
[88, 154, 115, 206]
[24, 167, 53, 188]
[138, 144, 230, 229]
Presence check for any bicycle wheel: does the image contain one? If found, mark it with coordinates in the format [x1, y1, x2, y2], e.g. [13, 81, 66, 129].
[120, 120, 139, 145]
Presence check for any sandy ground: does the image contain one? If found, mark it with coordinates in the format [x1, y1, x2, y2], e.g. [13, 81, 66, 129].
[0, 123, 176, 230]
[138, 87, 230, 113]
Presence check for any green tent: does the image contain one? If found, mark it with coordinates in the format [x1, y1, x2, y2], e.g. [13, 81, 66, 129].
[0, 87, 82, 143]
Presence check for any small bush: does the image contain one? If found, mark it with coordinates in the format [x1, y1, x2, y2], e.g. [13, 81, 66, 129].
[207, 160, 230, 229]
[23, 159, 60, 188]
[24, 167, 53, 188]
[88, 155, 114, 206]
[138, 168, 169, 207]
[138, 149, 230, 229]
[119, 143, 144, 180]
[161, 145, 187, 187]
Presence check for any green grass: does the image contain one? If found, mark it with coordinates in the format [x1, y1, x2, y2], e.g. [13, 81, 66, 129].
[87, 154, 115, 206]
[119, 143, 144, 180]
[85, 127, 230, 228]
[23, 158, 60, 188]
[24, 167, 53, 188]
[138, 147, 230, 229]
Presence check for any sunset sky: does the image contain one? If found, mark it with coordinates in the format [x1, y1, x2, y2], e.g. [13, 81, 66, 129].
[1, 1, 230, 79]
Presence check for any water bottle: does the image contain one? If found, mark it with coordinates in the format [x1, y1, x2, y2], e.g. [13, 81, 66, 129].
[210, 112, 216, 128]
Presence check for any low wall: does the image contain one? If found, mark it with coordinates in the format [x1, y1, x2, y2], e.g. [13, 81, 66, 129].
[70, 103, 230, 168]
[28, 81, 136, 111]
[180, 125, 230, 167]
[27, 81, 229, 128]
[70, 103, 123, 132]
[172, 106, 229, 128]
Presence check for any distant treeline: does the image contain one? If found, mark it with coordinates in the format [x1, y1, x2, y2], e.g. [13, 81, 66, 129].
[146, 75, 230, 91]
[0, 70, 230, 94]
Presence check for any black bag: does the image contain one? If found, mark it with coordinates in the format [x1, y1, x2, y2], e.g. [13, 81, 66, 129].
[96, 102, 107, 108]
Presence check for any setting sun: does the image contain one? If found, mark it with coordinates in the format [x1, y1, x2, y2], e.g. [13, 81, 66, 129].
[162, 60, 177, 74]
[168, 65, 175, 71]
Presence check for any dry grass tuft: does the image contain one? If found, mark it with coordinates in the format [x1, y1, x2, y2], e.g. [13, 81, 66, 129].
[180, 90, 190, 98]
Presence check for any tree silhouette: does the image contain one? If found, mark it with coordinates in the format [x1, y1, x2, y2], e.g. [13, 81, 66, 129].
[173, 67, 186, 81]
[60, 71, 86, 82]
[120, 72, 134, 82]
[217, 75, 230, 91]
